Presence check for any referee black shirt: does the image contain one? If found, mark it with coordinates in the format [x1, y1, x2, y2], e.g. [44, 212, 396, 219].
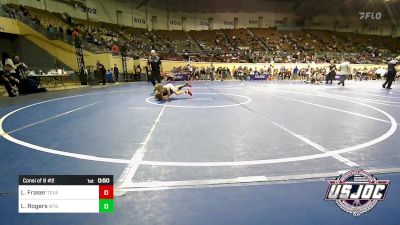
[148, 56, 161, 73]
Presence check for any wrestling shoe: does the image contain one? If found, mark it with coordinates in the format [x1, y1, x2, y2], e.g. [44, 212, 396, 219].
[187, 89, 192, 96]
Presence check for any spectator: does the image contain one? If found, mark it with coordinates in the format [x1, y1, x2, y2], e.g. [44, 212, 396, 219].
[13, 55, 28, 78]
[58, 26, 64, 39]
[67, 15, 72, 25]
[19, 4, 28, 16]
[96, 61, 106, 85]
[134, 65, 142, 81]
[72, 28, 79, 39]
[144, 65, 150, 82]
[0, 58, 21, 97]
[111, 44, 120, 53]
[293, 66, 299, 80]
[66, 27, 73, 36]
[105, 69, 113, 83]
[47, 24, 54, 33]
[113, 64, 119, 82]
[1, 52, 10, 66]
[32, 16, 40, 25]
[210, 63, 215, 81]
[338, 60, 350, 86]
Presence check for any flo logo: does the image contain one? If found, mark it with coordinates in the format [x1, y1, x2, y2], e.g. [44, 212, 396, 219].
[325, 170, 389, 216]
[359, 12, 382, 20]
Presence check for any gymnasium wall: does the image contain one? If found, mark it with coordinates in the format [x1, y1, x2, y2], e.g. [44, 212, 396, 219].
[6, 0, 296, 30]
[17, 36, 71, 69]
[305, 15, 395, 36]
[0, 32, 18, 55]
[0, 26, 72, 70]
[0, 16, 20, 34]
[0, 17, 70, 69]
[3, 0, 397, 35]
[391, 26, 400, 37]
[5, 0, 396, 34]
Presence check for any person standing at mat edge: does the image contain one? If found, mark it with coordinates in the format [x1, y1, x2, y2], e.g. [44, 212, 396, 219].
[337, 59, 350, 86]
[210, 63, 215, 81]
[326, 60, 336, 84]
[113, 64, 119, 83]
[96, 60, 106, 85]
[383, 56, 400, 89]
[148, 50, 162, 86]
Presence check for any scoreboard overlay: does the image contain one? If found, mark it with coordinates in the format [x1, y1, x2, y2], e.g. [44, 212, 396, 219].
[18, 175, 114, 213]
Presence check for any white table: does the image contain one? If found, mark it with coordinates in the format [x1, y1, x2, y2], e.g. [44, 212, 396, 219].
[26, 74, 71, 90]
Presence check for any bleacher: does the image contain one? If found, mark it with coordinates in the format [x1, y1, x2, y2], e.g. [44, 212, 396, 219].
[304, 30, 345, 52]
[279, 30, 324, 52]
[2, 3, 399, 64]
[152, 30, 201, 52]
[223, 28, 265, 51]
[188, 29, 234, 52]
[249, 28, 288, 53]
[24, 6, 67, 31]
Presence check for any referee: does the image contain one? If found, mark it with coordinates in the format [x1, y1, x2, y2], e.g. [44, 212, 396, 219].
[148, 50, 161, 86]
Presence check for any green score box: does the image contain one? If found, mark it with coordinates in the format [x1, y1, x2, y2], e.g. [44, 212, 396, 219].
[99, 199, 114, 213]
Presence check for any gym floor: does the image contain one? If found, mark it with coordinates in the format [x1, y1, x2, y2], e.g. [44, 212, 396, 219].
[0, 80, 399, 225]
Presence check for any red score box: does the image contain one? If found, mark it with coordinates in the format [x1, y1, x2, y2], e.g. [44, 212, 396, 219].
[99, 185, 114, 199]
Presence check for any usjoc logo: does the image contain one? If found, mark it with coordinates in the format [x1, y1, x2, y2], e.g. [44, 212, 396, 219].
[359, 12, 382, 20]
[325, 170, 389, 216]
